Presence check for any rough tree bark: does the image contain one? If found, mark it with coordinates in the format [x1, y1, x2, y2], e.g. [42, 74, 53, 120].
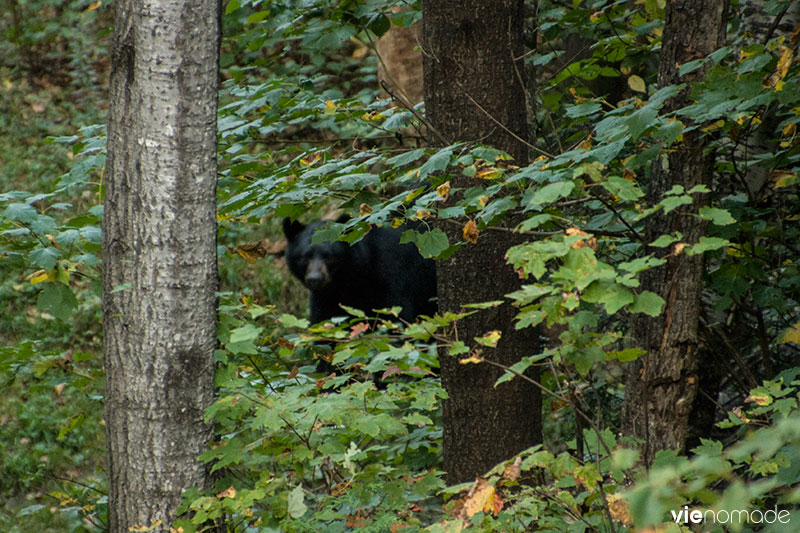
[622, 0, 728, 466]
[422, 0, 542, 484]
[103, 0, 220, 530]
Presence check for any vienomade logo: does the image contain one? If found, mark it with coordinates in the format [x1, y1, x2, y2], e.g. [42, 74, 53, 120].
[670, 505, 791, 526]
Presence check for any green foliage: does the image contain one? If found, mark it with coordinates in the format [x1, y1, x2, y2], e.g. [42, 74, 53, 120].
[175, 295, 445, 531]
[3, 0, 800, 530]
[628, 371, 800, 531]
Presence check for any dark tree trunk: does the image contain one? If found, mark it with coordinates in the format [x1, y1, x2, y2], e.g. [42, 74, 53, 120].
[422, 0, 542, 484]
[622, 0, 728, 466]
[103, 0, 220, 529]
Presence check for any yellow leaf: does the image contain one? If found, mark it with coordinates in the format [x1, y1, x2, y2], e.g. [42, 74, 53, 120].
[476, 329, 501, 348]
[772, 170, 799, 188]
[459, 351, 484, 365]
[28, 269, 51, 285]
[436, 181, 451, 200]
[360, 111, 384, 121]
[474, 166, 502, 180]
[359, 203, 372, 216]
[764, 46, 794, 89]
[670, 242, 686, 256]
[464, 478, 503, 518]
[300, 152, 322, 166]
[745, 393, 772, 407]
[779, 321, 800, 345]
[776, 46, 794, 80]
[324, 99, 336, 115]
[628, 75, 646, 93]
[702, 119, 725, 133]
[88, 1, 101, 12]
[565, 227, 597, 250]
[216, 487, 237, 499]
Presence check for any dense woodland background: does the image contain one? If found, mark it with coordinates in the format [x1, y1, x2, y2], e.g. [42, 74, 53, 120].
[1, 0, 800, 531]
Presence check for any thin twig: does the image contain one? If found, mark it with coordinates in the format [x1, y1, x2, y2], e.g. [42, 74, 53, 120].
[458, 82, 555, 159]
[380, 80, 450, 146]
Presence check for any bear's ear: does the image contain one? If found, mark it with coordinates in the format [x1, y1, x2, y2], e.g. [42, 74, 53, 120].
[282, 218, 305, 240]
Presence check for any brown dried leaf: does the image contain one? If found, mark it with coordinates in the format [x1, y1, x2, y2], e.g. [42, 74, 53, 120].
[606, 493, 632, 525]
[216, 486, 237, 499]
[503, 456, 522, 482]
[463, 219, 479, 244]
[437, 181, 451, 200]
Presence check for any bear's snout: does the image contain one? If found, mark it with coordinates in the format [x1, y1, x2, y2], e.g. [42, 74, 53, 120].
[304, 257, 331, 290]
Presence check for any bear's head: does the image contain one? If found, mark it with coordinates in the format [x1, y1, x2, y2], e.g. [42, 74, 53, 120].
[282, 217, 349, 291]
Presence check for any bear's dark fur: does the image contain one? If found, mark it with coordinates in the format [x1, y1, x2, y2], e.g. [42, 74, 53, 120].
[282, 217, 437, 324]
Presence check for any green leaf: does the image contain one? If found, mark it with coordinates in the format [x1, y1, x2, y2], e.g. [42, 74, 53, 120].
[418, 146, 454, 179]
[37, 283, 78, 320]
[403, 228, 449, 258]
[650, 234, 679, 247]
[229, 323, 262, 344]
[698, 206, 736, 225]
[686, 236, 730, 256]
[608, 347, 646, 362]
[678, 57, 708, 77]
[601, 284, 634, 314]
[602, 175, 643, 201]
[526, 181, 574, 209]
[30, 247, 62, 270]
[660, 194, 693, 213]
[2, 203, 38, 223]
[629, 291, 665, 316]
[287, 486, 308, 519]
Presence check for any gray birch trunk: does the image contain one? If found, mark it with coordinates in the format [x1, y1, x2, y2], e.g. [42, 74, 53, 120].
[103, 0, 220, 530]
[622, 0, 728, 466]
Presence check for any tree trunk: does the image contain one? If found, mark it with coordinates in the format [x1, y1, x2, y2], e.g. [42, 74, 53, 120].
[376, 6, 423, 106]
[622, 0, 728, 466]
[103, 0, 220, 530]
[422, 0, 542, 484]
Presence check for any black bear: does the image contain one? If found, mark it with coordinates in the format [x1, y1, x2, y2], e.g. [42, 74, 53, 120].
[282, 217, 437, 324]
